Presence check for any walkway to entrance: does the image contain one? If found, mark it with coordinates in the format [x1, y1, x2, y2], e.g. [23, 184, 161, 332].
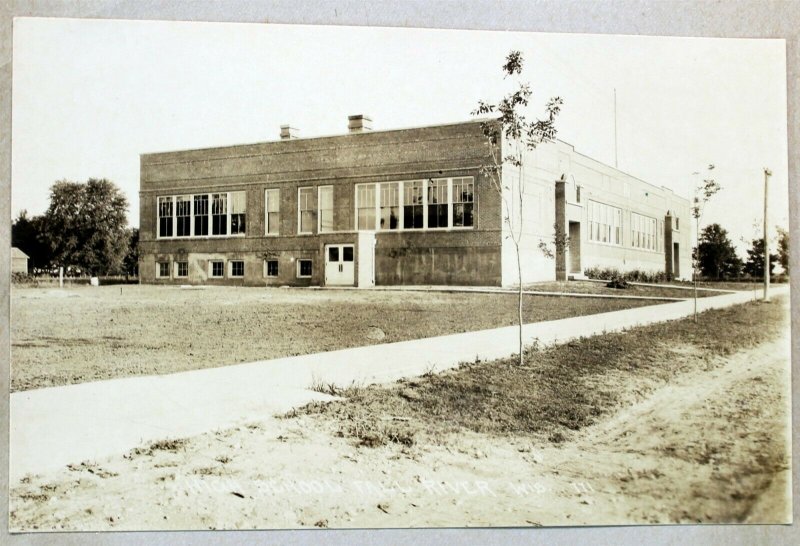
[10, 287, 784, 482]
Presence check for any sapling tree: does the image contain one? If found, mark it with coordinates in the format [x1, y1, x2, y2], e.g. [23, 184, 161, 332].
[473, 50, 563, 365]
[690, 164, 720, 322]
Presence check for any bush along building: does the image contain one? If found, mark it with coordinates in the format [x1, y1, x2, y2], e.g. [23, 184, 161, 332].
[138, 116, 691, 287]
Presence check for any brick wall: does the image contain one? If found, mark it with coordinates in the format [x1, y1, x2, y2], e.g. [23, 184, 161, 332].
[139, 120, 503, 286]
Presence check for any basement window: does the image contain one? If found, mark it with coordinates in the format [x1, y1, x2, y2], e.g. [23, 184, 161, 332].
[297, 259, 312, 278]
[264, 260, 279, 277]
[230, 260, 245, 278]
[156, 261, 170, 278]
[209, 260, 224, 278]
[175, 261, 188, 278]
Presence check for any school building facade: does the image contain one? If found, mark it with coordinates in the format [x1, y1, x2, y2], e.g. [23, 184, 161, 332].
[138, 116, 692, 287]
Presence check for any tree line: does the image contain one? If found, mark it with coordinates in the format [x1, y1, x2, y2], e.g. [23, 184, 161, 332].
[12, 178, 138, 277]
[696, 223, 789, 281]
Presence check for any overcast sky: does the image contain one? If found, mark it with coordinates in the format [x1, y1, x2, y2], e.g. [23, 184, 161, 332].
[12, 18, 788, 250]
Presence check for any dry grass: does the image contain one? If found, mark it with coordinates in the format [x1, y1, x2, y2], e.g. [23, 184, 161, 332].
[293, 296, 788, 448]
[11, 284, 654, 391]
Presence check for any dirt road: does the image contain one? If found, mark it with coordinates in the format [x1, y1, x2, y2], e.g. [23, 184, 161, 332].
[10, 331, 790, 530]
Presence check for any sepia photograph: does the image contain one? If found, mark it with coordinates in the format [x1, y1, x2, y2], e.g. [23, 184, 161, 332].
[7, 14, 792, 534]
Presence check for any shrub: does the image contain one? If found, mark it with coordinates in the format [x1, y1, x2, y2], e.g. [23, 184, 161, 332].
[584, 267, 666, 284]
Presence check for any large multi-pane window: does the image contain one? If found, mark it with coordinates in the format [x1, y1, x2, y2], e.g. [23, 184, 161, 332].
[631, 212, 657, 251]
[211, 193, 228, 236]
[356, 185, 376, 230]
[298, 187, 314, 234]
[193, 195, 208, 236]
[159, 192, 250, 239]
[265, 189, 280, 235]
[356, 177, 475, 231]
[158, 197, 173, 238]
[230, 191, 246, 235]
[587, 200, 622, 245]
[427, 179, 448, 229]
[452, 177, 474, 227]
[176, 196, 191, 237]
[379, 182, 399, 230]
[318, 186, 334, 233]
[403, 181, 424, 229]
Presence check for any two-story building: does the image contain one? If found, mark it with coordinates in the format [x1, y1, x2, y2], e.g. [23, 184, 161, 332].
[138, 116, 691, 287]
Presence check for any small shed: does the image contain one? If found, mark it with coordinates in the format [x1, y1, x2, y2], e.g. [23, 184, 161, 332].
[11, 247, 30, 274]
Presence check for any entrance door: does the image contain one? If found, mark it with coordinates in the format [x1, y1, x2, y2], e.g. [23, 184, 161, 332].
[325, 244, 355, 286]
[568, 221, 581, 274]
[673, 242, 680, 278]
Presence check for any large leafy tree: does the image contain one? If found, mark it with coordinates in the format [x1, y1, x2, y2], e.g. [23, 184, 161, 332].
[11, 210, 50, 271]
[41, 178, 130, 275]
[123, 228, 140, 277]
[744, 238, 778, 280]
[473, 50, 563, 366]
[696, 223, 742, 280]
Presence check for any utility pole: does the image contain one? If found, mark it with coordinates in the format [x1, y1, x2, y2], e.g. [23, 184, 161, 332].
[763, 168, 772, 302]
[613, 88, 618, 169]
[692, 171, 700, 322]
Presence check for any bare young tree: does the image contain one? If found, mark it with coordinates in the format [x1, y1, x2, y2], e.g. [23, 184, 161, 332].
[690, 164, 721, 322]
[473, 50, 563, 365]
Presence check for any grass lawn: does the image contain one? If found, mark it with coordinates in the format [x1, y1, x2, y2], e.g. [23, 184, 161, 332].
[11, 284, 657, 392]
[292, 295, 788, 448]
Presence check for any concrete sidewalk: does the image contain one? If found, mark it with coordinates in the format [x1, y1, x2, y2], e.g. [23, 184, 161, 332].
[10, 286, 785, 482]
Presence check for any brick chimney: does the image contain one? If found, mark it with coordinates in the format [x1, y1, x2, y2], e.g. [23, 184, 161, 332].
[348, 115, 372, 133]
[280, 125, 299, 140]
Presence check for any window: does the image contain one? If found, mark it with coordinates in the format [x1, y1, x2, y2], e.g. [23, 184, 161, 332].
[230, 191, 246, 235]
[452, 177, 474, 227]
[297, 259, 312, 278]
[264, 260, 278, 277]
[631, 212, 657, 251]
[176, 196, 191, 237]
[158, 197, 173, 238]
[356, 184, 376, 230]
[175, 261, 188, 278]
[675, 217, 680, 231]
[343, 246, 354, 262]
[265, 189, 280, 235]
[229, 260, 244, 277]
[318, 186, 334, 233]
[157, 261, 170, 278]
[193, 195, 208, 236]
[212, 193, 227, 235]
[587, 200, 622, 245]
[379, 182, 399, 230]
[298, 187, 314, 234]
[403, 180, 424, 229]
[427, 179, 448, 228]
[355, 178, 475, 232]
[210, 260, 224, 278]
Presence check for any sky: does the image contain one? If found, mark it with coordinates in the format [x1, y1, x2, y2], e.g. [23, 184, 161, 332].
[11, 18, 788, 251]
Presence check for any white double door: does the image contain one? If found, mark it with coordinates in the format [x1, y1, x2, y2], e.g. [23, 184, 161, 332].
[324, 244, 355, 286]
